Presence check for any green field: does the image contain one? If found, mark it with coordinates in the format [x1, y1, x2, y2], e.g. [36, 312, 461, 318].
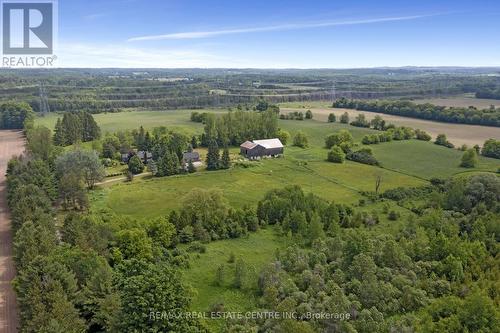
[370, 140, 499, 179]
[182, 227, 285, 329]
[90, 156, 426, 219]
[35, 109, 223, 134]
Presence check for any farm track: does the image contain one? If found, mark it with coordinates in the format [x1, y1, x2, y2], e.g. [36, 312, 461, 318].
[0, 130, 24, 333]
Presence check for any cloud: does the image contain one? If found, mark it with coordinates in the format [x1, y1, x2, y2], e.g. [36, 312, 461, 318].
[83, 13, 108, 20]
[128, 14, 436, 42]
[55, 42, 245, 68]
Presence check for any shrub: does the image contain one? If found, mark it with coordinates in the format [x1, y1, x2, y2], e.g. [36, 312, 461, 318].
[435, 134, 454, 148]
[481, 138, 500, 159]
[415, 129, 432, 141]
[347, 149, 379, 165]
[388, 210, 400, 221]
[460, 149, 478, 168]
[277, 129, 291, 145]
[328, 113, 336, 122]
[340, 112, 349, 123]
[325, 130, 353, 149]
[293, 131, 309, 148]
[305, 110, 313, 119]
[327, 146, 346, 163]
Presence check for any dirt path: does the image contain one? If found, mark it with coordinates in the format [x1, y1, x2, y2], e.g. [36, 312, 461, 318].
[0, 130, 24, 333]
[282, 107, 500, 147]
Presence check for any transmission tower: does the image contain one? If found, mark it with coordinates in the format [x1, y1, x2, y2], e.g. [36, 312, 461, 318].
[39, 82, 50, 115]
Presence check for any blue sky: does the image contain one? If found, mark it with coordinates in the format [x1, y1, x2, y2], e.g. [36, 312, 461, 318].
[56, 0, 500, 68]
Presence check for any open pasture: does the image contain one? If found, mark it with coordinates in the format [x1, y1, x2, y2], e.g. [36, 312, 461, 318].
[34, 109, 224, 134]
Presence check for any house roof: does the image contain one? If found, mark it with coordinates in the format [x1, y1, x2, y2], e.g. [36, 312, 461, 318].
[240, 141, 257, 149]
[137, 151, 153, 159]
[252, 138, 283, 149]
[183, 151, 200, 158]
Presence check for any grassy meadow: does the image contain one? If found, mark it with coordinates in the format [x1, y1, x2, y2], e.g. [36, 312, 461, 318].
[181, 227, 284, 329]
[35, 109, 223, 134]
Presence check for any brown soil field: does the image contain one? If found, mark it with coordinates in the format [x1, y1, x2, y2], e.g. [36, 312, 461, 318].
[282, 107, 500, 147]
[415, 97, 500, 109]
[0, 130, 24, 333]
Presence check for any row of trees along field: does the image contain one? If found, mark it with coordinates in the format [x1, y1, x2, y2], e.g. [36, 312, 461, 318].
[328, 111, 500, 161]
[332, 98, 500, 127]
[476, 87, 500, 100]
[8, 125, 208, 332]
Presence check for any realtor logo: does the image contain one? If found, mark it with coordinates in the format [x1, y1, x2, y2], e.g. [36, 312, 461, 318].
[1, 0, 55, 54]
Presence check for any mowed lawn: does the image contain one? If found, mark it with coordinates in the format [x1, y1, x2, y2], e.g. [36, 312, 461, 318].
[370, 140, 500, 179]
[34, 109, 224, 134]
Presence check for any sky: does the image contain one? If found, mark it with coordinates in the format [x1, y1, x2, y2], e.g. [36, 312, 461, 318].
[53, 0, 500, 68]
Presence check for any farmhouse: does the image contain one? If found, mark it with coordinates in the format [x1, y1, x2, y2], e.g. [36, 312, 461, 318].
[183, 151, 200, 163]
[240, 138, 284, 159]
[121, 150, 153, 163]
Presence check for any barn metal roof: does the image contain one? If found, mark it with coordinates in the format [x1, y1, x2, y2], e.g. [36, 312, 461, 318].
[240, 141, 257, 149]
[253, 138, 284, 149]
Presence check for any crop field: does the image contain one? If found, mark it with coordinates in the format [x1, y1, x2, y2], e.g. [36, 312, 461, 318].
[281, 106, 500, 147]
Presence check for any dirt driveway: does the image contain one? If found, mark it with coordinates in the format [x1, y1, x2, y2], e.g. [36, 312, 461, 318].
[0, 130, 24, 333]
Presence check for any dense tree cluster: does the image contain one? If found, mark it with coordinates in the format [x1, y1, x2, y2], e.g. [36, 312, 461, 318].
[201, 110, 278, 147]
[7, 128, 207, 332]
[245, 178, 500, 332]
[333, 98, 500, 127]
[0, 102, 34, 129]
[53, 111, 101, 146]
[168, 189, 258, 243]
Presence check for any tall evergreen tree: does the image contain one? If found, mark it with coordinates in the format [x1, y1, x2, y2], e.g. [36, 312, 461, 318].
[80, 111, 101, 142]
[206, 140, 220, 170]
[53, 118, 66, 146]
[221, 147, 231, 169]
[61, 113, 83, 145]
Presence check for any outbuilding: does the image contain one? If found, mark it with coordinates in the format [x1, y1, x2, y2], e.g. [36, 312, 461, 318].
[240, 138, 284, 159]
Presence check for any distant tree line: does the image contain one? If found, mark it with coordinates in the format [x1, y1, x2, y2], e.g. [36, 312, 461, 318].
[475, 88, 500, 100]
[333, 98, 500, 127]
